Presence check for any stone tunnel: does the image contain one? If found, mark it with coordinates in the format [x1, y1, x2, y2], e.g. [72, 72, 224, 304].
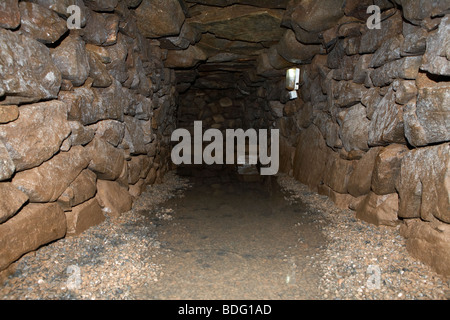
[0, 0, 449, 300]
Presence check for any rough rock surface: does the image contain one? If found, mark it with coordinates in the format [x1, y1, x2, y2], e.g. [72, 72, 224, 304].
[0, 101, 71, 172]
[0, 203, 66, 271]
[0, 29, 61, 105]
[12, 146, 90, 203]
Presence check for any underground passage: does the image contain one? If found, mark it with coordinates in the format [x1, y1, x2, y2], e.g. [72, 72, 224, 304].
[0, 0, 449, 300]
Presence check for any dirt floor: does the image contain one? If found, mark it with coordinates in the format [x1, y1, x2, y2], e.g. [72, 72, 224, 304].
[1, 169, 449, 300]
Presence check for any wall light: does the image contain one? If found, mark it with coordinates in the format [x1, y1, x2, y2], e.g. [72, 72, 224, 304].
[286, 68, 300, 100]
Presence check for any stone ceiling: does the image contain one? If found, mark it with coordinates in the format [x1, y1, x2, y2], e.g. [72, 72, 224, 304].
[135, 0, 292, 92]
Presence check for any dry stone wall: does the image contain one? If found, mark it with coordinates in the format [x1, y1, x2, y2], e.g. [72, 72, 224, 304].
[0, 0, 177, 271]
[266, 1, 450, 276]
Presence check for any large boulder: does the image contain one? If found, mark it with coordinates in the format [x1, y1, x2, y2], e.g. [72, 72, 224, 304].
[371, 144, 409, 195]
[339, 103, 370, 152]
[136, 0, 185, 38]
[421, 15, 450, 76]
[276, 29, 323, 64]
[0, 203, 66, 271]
[0, 183, 29, 224]
[85, 137, 125, 180]
[65, 198, 105, 236]
[403, 83, 450, 147]
[395, 0, 450, 26]
[0, 29, 61, 105]
[57, 169, 97, 211]
[368, 87, 406, 146]
[286, 0, 345, 43]
[400, 219, 450, 277]
[12, 146, 90, 203]
[0, 101, 71, 172]
[29, 0, 88, 27]
[18, 1, 68, 44]
[188, 4, 285, 43]
[356, 192, 399, 227]
[164, 45, 208, 68]
[82, 10, 119, 46]
[347, 147, 382, 198]
[396, 144, 450, 223]
[323, 151, 354, 194]
[293, 125, 330, 192]
[59, 80, 127, 125]
[51, 35, 90, 87]
[96, 179, 132, 218]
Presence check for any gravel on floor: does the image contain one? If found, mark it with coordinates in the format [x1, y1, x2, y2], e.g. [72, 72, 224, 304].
[0, 172, 192, 300]
[277, 174, 450, 300]
[1, 171, 449, 300]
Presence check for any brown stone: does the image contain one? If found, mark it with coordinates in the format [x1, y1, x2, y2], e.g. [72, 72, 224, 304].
[127, 156, 144, 185]
[188, 4, 284, 43]
[164, 45, 208, 68]
[369, 34, 404, 68]
[0, 29, 62, 105]
[0, 101, 71, 172]
[368, 87, 406, 146]
[93, 120, 125, 147]
[293, 125, 330, 192]
[333, 81, 368, 108]
[60, 80, 126, 125]
[0, 140, 15, 181]
[404, 83, 450, 147]
[276, 29, 322, 64]
[371, 144, 409, 195]
[136, 0, 185, 38]
[87, 50, 113, 88]
[356, 192, 399, 227]
[86, 137, 125, 181]
[347, 147, 382, 198]
[400, 219, 450, 277]
[65, 198, 105, 236]
[0, 0, 20, 29]
[68, 121, 96, 147]
[393, 79, 417, 105]
[0, 183, 29, 224]
[323, 151, 355, 194]
[0, 203, 66, 271]
[339, 103, 370, 152]
[313, 111, 342, 149]
[421, 16, 450, 76]
[57, 169, 97, 211]
[19, 1, 68, 44]
[288, 0, 345, 44]
[12, 146, 90, 203]
[370, 56, 422, 87]
[0, 105, 19, 124]
[359, 10, 403, 54]
[128, 179, 146, 198]
[30, 0, 88, 27]
[396, 144, 450, 223]
[51, 35, 90, 87]
[96, 180, 132, 218]
[397, 0, 450, 26]
[123, 116, 153, 155]
[82, 10, 119, 46]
